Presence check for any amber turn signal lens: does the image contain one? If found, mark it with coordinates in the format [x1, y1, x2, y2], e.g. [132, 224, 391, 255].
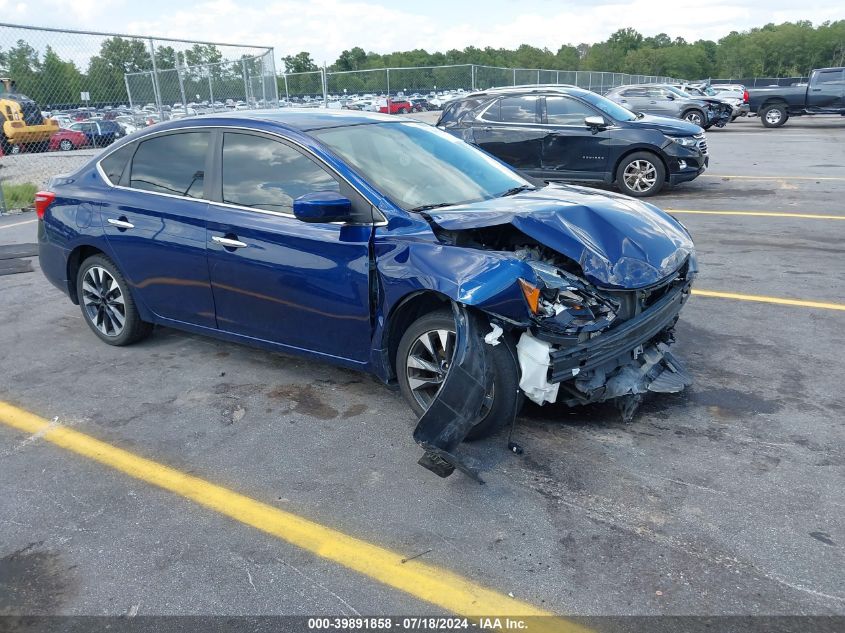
[518, 279, 541, 314]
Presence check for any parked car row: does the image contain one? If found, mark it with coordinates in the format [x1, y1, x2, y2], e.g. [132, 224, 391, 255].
[604, 83, 737, 129]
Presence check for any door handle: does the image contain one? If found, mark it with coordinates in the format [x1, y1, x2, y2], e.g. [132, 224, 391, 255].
[619, 99, 627, 103]
[482, 125, 492, 131]
[212, 235, 248, 249]
[811, 88, 821, 92]
[107, 217, 134, 230]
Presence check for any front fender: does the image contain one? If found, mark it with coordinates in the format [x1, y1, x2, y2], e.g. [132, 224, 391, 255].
[375, 237, 536, 321]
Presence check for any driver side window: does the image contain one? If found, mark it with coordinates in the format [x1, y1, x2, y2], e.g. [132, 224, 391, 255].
[545, 96, 597, 125]
[221, 133, 340, 213]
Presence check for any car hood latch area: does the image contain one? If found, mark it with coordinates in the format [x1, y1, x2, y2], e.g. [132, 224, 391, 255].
[413, 301, 491, 483]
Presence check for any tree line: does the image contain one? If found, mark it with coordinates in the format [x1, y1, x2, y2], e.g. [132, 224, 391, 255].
[283, 20, 845, 80]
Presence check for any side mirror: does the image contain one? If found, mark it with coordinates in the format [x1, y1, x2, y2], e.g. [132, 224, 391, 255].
[584, 116, 607, 133]
[293, 191, 354, 224]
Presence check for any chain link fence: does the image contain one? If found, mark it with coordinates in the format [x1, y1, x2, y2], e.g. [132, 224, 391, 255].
[281, 64, 679, 112]
[0, 22, 275, 207]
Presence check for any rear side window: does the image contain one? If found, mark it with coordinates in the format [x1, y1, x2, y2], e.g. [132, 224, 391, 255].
[480, 99, 500, 122]
[620, 88, 647, 97]
[221, 133, 339, 213]
[130, 132, 209, 198]
[499, 97, 539, 123]
[100, 143, 136, 185]
[439, 98, 483, 125]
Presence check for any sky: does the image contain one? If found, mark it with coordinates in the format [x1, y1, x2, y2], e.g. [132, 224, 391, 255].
[4, 0, 845, 65]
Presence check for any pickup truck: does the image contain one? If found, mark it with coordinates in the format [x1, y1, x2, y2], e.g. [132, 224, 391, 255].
[748, 67, 845, 127]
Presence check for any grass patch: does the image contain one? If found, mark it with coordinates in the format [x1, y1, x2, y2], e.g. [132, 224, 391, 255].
[2, 182, 38, 211]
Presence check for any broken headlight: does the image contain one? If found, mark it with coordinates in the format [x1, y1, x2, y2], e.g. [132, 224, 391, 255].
[520, 259, 618, 335]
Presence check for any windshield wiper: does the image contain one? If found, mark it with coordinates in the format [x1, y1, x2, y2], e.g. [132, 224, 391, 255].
[409, 202, 457, 212]
[498, 185, 536, 197]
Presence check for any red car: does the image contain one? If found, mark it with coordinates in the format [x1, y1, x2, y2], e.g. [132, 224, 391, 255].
[377, 98, 413, 114]
[49, 128, 89, 152]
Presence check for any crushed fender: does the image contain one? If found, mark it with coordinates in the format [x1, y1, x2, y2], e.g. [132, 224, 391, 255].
[413, 301, 491, 483]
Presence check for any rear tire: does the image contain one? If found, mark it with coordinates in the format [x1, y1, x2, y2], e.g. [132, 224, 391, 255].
[761, 104, 788, 128]
[59, 139, 74, 151]
[396, 309, 519, 441]
[76, 254, 152, 346]
[616, 151, 666, 197]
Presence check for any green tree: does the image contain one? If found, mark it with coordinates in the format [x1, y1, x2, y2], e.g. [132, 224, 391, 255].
[282, 51, 318, 74]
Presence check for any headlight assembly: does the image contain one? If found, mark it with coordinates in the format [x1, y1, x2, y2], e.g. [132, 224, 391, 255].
[667, 135, 698, 147]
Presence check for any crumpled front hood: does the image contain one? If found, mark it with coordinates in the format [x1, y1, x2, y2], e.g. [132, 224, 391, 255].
[426, 184, 695, 289]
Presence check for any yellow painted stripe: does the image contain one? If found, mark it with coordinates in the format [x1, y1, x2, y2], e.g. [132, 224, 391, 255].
[0, 218, 36, 229]
[0, 401, 583, 632]
[692, 289, 845, 311]
[701, 174, 845, 181]
[667, 209, 845, 220]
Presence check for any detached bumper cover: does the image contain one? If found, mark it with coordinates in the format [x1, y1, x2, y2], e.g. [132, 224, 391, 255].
[548, 280, 692, 383]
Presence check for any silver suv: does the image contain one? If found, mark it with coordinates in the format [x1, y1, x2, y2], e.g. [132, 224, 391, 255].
[605, 85, 712, 128]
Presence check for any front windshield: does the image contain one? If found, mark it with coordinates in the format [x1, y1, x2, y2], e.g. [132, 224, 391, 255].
[578, 91, 637, 121]
[313, 121, 532, 211]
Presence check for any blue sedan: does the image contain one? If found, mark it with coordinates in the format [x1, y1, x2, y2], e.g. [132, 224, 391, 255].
[37, 110, 696, 479]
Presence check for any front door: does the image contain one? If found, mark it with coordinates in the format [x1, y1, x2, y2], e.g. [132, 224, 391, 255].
[205, 131, 373, 362]
[540, 95, 609, 178]
[807, 69, 845, 110]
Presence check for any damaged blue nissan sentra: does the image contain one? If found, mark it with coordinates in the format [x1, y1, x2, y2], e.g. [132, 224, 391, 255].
[37, 110, 696, 480]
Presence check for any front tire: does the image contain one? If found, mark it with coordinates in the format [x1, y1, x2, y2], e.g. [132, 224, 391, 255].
[396, 309, 519, 441]
[682, 109, 705, 127]
[761, 104, 788, 128]
[616, 151, 666, 197]
[59, 139, 74, 151]
[76, 254, 152, 346]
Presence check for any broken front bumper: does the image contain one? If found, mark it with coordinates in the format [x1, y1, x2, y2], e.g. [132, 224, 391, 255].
[547, 280, 691, 383]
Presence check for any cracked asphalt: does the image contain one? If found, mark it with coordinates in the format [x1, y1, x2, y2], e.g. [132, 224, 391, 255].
[0, 115, 843, 619]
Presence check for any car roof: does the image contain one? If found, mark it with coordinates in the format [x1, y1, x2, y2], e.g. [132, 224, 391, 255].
[202, 108, 400, 131]
[462, 85, 590, 99]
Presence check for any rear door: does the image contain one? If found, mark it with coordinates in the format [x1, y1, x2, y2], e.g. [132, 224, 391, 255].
[539, 95, 609, 178]
[614, 87, 650, 114]
[807, 69, 845, 109]
[471, 96, 544, 174]
[100, 130, 217, 327]
[205, 131, 373, 362]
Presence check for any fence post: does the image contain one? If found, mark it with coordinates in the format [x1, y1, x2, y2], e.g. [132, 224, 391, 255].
[207, 71, 214, 108]
[241, 59, 249, 104]
[386, 68, 390, 114]
[536, 69, 540, 85]
[148, 38, 163, 119]
[322, 65, 328, 107]
[176, 65, 188, 111]
[124, 74, 133, 110]
[588, 72, 592, 91]
[283, 74, 289, 101]
[471, 64, 476, 91]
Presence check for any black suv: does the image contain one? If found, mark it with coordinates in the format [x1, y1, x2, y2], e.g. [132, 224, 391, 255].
[437, 86, 709, 197]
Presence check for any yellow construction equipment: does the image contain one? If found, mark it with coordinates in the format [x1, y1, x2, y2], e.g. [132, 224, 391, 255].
[0, 77, 58, 153]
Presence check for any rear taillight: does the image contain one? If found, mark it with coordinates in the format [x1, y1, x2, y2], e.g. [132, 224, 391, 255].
[34, 191, 55, 220]
[743, 89, 749, 103]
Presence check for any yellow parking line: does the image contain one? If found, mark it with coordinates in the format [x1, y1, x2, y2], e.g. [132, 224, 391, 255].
[667, 209, 845, 220]
[0, 218, 36, 229]
[0, 400, 583, 631]
[701, 174, 845, 181]
[692, 290, 845, 311]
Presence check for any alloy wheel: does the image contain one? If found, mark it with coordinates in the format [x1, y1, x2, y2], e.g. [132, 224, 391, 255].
[81, 266, 126, 337]
[685, 112, 703, 126]
[405, 327, 493, 414]
[59, 139, 73, 151]
[623, 159, 658, 193]
[765, 109, 782, 125]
